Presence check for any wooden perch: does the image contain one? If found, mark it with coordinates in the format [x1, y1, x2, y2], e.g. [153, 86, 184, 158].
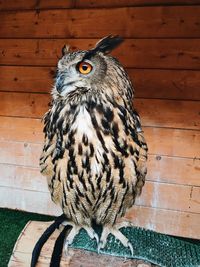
[8, 221, 154, 267]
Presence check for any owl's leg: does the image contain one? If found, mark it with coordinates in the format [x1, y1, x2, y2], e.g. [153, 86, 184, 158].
[98, 223, 134, 255]
[61, 221, 99, 254]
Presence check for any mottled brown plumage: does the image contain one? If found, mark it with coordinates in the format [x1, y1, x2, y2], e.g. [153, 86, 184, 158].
[40, 36, 148, 253]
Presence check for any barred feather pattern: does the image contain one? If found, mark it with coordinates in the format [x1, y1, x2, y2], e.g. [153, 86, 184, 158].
[40, 43, 148, 228]
[40, 101, 147, 226]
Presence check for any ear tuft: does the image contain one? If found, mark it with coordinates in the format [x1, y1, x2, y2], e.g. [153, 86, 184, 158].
[82, 35, 123, 60]
[62, 44, 70, 56]
[94, 35, 124, 54]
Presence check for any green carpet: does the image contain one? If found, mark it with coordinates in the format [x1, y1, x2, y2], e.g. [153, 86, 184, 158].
[70, 226, 200, 267]
[0, 208, 200, 267]
[0, 208, 54, 267]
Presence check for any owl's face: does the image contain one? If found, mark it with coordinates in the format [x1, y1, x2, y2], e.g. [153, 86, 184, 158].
[55, 51, 107, 97]
[52, 36, 133, 101]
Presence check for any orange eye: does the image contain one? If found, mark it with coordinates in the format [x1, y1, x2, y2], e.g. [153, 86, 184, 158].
[78, 62, 93, 74]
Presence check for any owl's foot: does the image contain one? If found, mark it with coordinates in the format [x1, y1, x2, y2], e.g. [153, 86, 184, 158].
[61, 221, 99, 254]
[98, 222, 134, 256]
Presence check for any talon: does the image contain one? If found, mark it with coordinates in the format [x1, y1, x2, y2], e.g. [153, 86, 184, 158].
[93, 232, 99, 244]
[97, 241, 103, 254]
[127, 241, 134, 256]
[64, 240, 69, 256]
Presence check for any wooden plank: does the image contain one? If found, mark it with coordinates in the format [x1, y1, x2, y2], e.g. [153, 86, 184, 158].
[1, 7, 200, 38]
[0, 171, 198, 213]
[0, 92, 199, 130]
[1, 66, 200, 101]
[136, 99, 200, 130]
[3, 196, 200, 240]
[0, 0, 74, 11]
[8, 250, 149, 267]
[75, 0, 200, 8]
[8, 222, 154, 267]
[0, 180, 199, 219]
[132, 69, 200, 100]
[145, 127, 200, 158]
[0, 92, 50, 118]
[0, 117, 43, 143]
[0, 120, 200, 159]
[147, 155, 200, 186]
[126, 206, 200, 239]
[1, 148, 199, 187]
[1, 39, 200, 70]
[135, 182, 200, 213]
[0, 187, 61, 215]
[1, 0, 200, 11]
[7, 219, 200, 267]
[0, 164, 47, 192]
[1, 156, 199, 194]
[0, 66, 54, 93]
[0, 141, 42, 167]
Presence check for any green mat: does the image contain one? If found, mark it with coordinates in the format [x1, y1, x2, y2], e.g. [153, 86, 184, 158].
[0, 208, 200, 267]
[69, 226, 200, 267]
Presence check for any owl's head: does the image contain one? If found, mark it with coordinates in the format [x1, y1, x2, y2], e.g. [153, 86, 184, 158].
[53, 36, 133, 101]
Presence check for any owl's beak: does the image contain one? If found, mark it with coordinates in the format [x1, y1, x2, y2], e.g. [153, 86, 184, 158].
[55, 73, 77, 95]
[55, 74, 65, 93]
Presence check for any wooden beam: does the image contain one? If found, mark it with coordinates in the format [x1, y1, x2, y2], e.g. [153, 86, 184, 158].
[2, 193, 200, 239]
[1, 7, 200, 38]
[0, 164, 199, 214]
[1, 116, 200, 159]
[0, 0, 74, 11]
[1, 152, 199, 188]
[1, 92, 199, 130]
[1, 39, 200, 70]
[1, 0, 200, 11]
[75, 0, 200, 8]
[136, 181, 200, 213]
[1, 1, 200, 11]
[136, 99, 200, 130]
[126, 205, 200, 239]
[1, 66, 200, 100]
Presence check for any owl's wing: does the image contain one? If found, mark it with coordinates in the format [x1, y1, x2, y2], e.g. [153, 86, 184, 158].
[128, 109, 148, 196]
[40, 110, 63, 205]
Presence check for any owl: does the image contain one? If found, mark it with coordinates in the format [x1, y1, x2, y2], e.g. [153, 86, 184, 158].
[39, 35, 148, 256]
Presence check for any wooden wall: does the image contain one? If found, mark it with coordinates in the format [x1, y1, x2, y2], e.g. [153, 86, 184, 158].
[0, 0, 200, 239]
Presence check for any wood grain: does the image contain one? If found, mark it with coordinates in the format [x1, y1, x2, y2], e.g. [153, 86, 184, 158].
[0, 0, 74, 11]
[0, 117, 43, 143]
[9, 249, 147, 267]
[1, 7, 200, 38]
[147, 156, 200, 186]
[1, 151, 199, 189]
[1, 0, 200, 11]
[0, 141, 42, 167]
[0, 92, 50, 118]
[132, 69, 200, 100]
[0, 180, 199, 218]
[1, 39, 200, 70]
[0, 66, 54, 93]
[126, 205, 200, 239]
[3, 203, 200, 242]
[1, 158, 199, 196]
[1, 66, 200, 101]
[145, 127, 200, 158]
[76, 0, 200, 8]
[136, 182, 200, 213]
[1, 117, 199, 159]
[7, 221, 153, 267]
[1, 163, 199, 214]
[0, 0, 200, 242]
[0, 92, 199, 130]
[136, 99, 200, 130]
